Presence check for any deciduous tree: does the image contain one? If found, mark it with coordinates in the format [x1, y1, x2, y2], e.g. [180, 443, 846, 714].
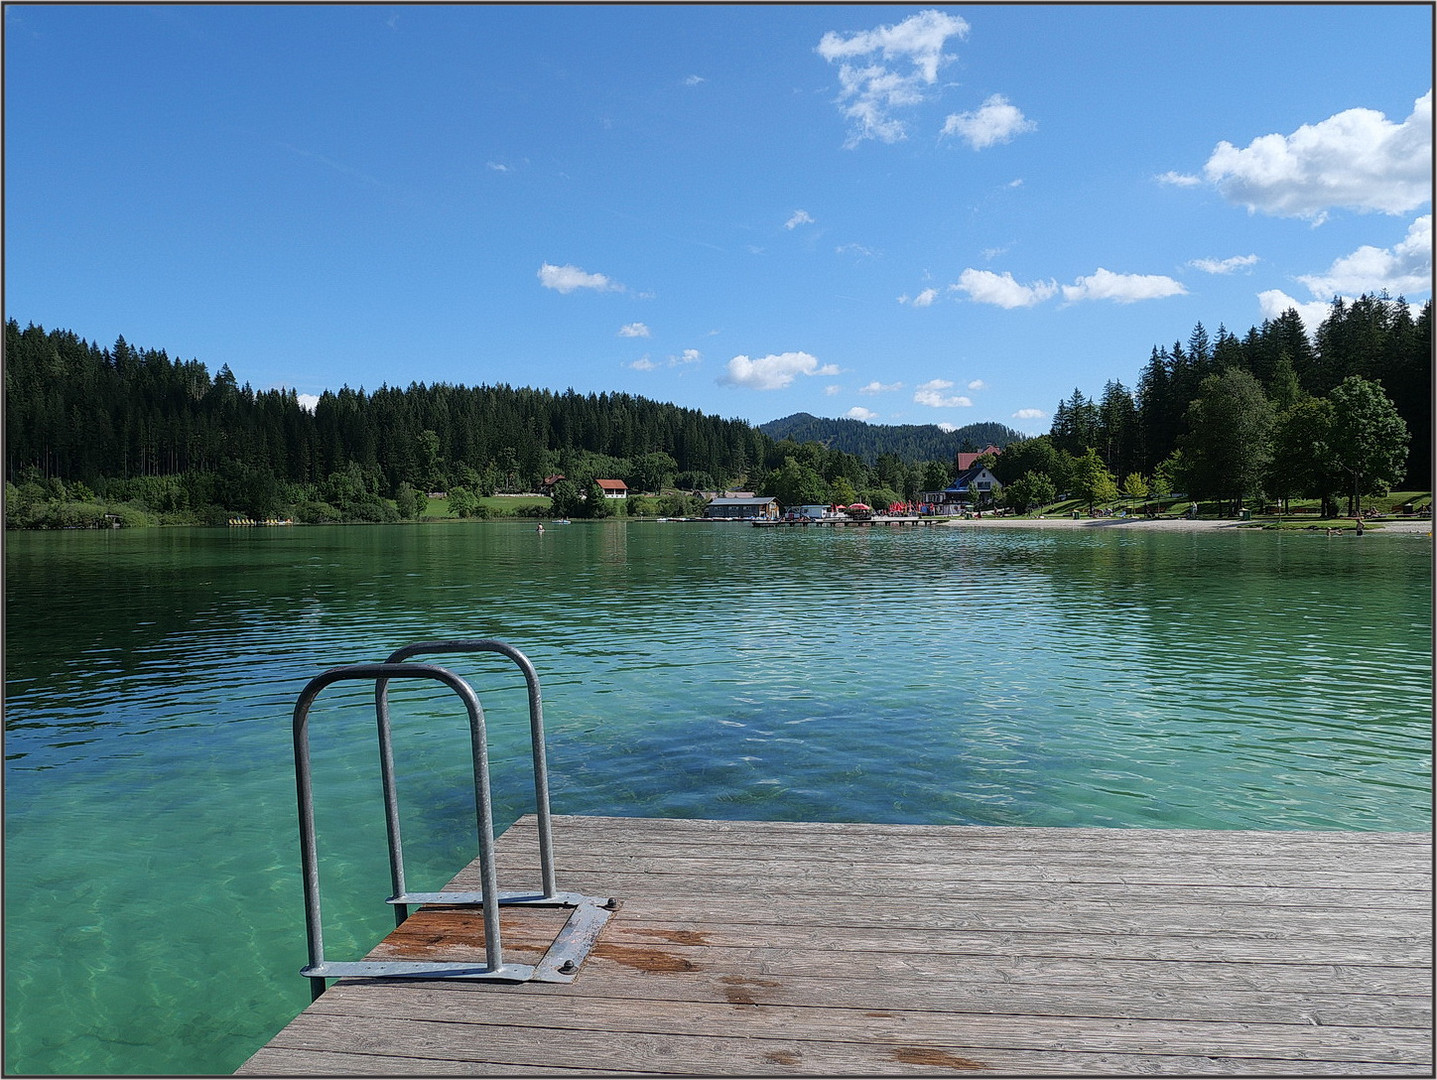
[1181, 369, 1274, 514]
[1326, 376, 1410, 513]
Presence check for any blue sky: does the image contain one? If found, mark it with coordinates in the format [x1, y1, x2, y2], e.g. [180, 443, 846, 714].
[5, 4, 1431, 435]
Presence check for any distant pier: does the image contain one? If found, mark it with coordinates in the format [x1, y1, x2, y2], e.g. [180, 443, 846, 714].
[753, 515, 939, 527]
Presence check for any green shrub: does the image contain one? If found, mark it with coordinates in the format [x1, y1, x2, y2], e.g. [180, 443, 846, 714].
[295, 500, 342, 524]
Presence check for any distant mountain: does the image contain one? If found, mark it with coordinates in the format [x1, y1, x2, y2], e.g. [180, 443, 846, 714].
[758, 413, 1026, 464]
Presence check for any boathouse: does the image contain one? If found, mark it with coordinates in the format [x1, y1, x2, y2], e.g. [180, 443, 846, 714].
[703, 495, 780, 520]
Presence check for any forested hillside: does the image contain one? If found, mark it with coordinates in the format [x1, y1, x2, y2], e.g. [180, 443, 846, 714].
[759, 413, 1023, 461]
[4, 294, 1428, 527]
[3, 319, 775, 523]
[1000, 294, 1429, 516]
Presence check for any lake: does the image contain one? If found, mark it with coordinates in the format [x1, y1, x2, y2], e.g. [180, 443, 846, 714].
[4, 521, 1431, 1074]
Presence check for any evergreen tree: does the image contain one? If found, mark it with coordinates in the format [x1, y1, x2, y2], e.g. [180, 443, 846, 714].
[1070, 449, 1118, 513]
[1049, 388, 1100, 456]
[1135, 347, 1178, 472]
[1097, 380, 1138, 480]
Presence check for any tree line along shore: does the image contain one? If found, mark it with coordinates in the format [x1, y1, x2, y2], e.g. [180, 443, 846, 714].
[4, 294, 1427, 529]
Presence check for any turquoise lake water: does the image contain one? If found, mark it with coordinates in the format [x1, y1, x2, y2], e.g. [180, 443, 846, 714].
[4, 521, 1432, 1074]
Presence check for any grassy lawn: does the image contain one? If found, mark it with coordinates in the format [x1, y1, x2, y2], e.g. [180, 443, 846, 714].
[422, 494, 553, 518]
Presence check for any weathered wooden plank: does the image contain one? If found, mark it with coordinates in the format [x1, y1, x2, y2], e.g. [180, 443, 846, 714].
[497, 827, 1433, 865]
[498, 815, 1431, 848]
[387, 892, 1429, 945]
[592, 918, 1429, 966]
[534, 891, 1431, 935]
[307, 964, 1433, 1030]
[382, 937, 1432, 1004]
[250, 1009, 1430, 1074]
[491, 821, 1425, 855]
[480, 825, 1433, 889]
[492, 834, 1433, 871]
[237, 1041, 1431, 1078]
[237, 1046, 650, 1076]
[533, 876, 1428, 912]
[471, 861, 1429, 895]
[361, 903, 1429, 971]
[491, 823, 1433, 869]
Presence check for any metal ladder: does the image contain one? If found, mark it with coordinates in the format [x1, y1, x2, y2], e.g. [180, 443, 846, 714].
[291, 639, 615, 999]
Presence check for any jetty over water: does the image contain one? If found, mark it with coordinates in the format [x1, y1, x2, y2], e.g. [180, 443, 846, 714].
[752, 515, 938, 527]
[240, 814, 1431, 1076]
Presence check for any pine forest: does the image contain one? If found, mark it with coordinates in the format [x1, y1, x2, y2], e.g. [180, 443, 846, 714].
[4, 293, 1428, 527]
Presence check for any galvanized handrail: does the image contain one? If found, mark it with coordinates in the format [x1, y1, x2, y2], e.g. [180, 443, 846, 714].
[376, 640, 557, 923]
[293, 661, 506, 1000]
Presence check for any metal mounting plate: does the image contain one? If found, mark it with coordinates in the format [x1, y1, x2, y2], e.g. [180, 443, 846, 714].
[305, 894, 617, 986]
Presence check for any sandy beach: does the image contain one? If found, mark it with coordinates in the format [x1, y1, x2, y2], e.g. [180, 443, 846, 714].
[941, 514, 1434, 535]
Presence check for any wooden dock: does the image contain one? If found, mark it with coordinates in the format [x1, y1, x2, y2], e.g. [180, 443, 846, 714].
[753, 516, 939, 527]
[239, 815, 1432, 1076]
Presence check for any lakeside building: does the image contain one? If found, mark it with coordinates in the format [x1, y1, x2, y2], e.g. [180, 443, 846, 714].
[921, 464, 1001, 513]
[702, 496, 780, 520]
[921, 446, 1003, 514]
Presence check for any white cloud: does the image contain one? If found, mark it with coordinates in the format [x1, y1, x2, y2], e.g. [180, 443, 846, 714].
[824, 384, 842, 395]
[817, 9, 969, 147]
[1258, 290, 1332, 336]
[684, 75, 705, 86]
[952, 268, 1057, 308]
[672, 348, 702, 366]
[847, 406, 879, 421]
[967, 380, 985, 391]
[837, 243, 876, 258]
[899, 287, 939, 307]
[296, 393, 320, 412]
[538, 262, 624, 294]
[1061, 268, 1187, 304]
[954, 266, 1185, 307]
[1012, 408, 1046, 420]
[1297, 214, 1432, 298]
[719, 351, 839, 390]
[785, 209, 816, 230]
[936, 422, 959, 433]
[1190, 254, 1260, 275]
[858, 381, 903, 394]
[618, 322, 650, 338]
[486, 161, 511, 173]
[914, 379, 972, 408]
[1202, 90, 1432, 220]
[628, 357, 658, 371]
[941, 94, 1035, 150]
[1156, 170, 1203, 187]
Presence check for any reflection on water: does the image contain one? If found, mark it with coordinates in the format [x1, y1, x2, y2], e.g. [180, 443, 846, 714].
[4, 522, 1432, 1074]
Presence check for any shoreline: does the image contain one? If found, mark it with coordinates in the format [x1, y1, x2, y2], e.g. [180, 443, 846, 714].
[941, 515, 1434, 535]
